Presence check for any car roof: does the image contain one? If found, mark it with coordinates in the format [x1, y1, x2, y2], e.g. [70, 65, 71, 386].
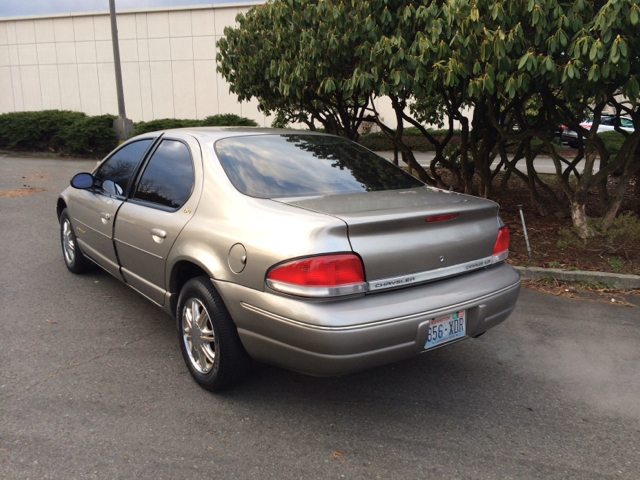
[137, 127, 331, 142]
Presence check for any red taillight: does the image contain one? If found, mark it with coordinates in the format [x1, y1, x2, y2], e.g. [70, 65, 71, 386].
[492, 227, 510, 262]
[580, 123, 591, 130]
[266, 254, 367, 297]
[425, 213, 459, 223]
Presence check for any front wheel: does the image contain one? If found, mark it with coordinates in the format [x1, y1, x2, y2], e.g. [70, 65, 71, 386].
[60, 208, 93, 274]
[176, 276, 252, 392]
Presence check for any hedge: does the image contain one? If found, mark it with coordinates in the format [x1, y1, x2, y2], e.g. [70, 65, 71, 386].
[132, 114, 259, 136]
[0, 110, 118, 156]
[597, 130, 626, 156]
[359, 129, 462, 152]
[0, 111, 260, 156]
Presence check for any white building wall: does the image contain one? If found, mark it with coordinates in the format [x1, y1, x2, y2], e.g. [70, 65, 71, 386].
[0, 3, 432, 131]
[0, 2, 277, 126]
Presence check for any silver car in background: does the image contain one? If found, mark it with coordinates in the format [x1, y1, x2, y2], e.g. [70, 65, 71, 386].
[57, 128, 520, 391]
[562, 116, 635, 147]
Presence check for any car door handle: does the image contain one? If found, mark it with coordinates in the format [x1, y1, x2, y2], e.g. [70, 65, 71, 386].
[100, 212, 111, 220]
[150, 228, 167, 239]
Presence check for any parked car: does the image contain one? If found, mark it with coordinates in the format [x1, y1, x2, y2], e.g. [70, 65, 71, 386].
[562, 116, 635, 147]
[57, 128, 521, 391]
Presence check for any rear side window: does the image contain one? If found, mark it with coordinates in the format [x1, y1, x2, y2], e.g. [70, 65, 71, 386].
[214, 134, 424, 198]
[133, 139, 194, 209]
[94, 139, 153, 195]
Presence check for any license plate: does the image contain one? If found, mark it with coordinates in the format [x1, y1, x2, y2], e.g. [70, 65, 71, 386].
[424, 311, 466, 350]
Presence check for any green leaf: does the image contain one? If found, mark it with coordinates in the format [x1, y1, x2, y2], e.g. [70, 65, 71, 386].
[533, 9, 540, 24]
[559, 31, 568, 47]
[619, 40, 628, 58]
[518, 53, 529, 70]
[545, 56, 554, 72]
[486, 75, 495, 93]
[589, 42, 598, 62]
[631, 8, 639, 26]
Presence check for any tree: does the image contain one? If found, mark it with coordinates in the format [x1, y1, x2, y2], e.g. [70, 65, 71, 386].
[217, 0, 372, 139]
[218, 0, 640, 237]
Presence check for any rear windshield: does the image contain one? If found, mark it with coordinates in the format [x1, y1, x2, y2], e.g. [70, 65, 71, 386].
[214, 134, 424, 198]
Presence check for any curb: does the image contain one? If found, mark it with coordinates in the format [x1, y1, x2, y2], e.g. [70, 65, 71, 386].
[514, 266, 640, 290]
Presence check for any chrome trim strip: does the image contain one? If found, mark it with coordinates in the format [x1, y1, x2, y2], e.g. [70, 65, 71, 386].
[266, 279, 368, 297]
[241, 281, 520, 332]
[368, 254, 507, 292]
[114, 238, 163, 259]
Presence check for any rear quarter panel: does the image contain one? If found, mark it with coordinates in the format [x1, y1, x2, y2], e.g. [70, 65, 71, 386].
[165, 141, 352, 292]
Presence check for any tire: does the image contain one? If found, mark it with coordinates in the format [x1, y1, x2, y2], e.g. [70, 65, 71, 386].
[60, 208, 93, 274]
[176, 276, 252, 392]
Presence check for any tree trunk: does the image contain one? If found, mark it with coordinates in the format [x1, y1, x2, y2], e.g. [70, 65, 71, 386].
[459, 117, 473, 194]
[602, 164, 640, 229]
[570, 200, 592, 239]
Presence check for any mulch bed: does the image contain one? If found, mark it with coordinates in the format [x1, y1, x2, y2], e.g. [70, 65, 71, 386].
[496, 174, 639, 276]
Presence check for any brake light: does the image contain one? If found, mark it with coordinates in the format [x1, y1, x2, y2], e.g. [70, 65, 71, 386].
[492, 227, 509, 263]
[580, 123, 591, 130]
[425, 213, 459, 223]
[266, 254, 367, 297]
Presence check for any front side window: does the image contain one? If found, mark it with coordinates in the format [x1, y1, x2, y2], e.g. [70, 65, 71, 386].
[214, 134, 424, 199]
[94, 139, 154, 195]
[133, 139, 194, 209]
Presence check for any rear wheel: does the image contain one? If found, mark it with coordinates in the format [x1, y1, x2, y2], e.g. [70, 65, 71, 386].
[60, 208, 92, 274]
[176, 276, 252, 391]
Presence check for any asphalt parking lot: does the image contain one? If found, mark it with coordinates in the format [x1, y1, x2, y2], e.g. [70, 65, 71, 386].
[1, 154, 639, 479]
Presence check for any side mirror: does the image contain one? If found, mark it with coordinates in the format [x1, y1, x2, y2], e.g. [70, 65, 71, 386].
[70, 173, 94, 189]
[102, 179, 123, 196]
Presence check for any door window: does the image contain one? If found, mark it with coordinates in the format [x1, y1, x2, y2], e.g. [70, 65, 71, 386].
[94, 139, 154, 195]
[133, 139, 195, 209]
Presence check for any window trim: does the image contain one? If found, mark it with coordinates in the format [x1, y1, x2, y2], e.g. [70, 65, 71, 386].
[129, 137, 196, 212]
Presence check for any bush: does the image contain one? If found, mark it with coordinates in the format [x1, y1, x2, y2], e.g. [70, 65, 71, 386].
[597, 130, 626, 156]
[132, 114, 258, 136]
[201, 114, 258, 127]
[132, 118, 202, 136]
[60, 114, 118, 155]
[0, 110, 86, 151]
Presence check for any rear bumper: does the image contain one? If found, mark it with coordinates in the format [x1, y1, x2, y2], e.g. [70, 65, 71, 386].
[214, 262, 521, 376]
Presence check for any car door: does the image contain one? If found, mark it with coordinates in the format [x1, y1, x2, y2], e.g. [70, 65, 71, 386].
[71, 138, 156, 278]
[114, 136, 202, 305]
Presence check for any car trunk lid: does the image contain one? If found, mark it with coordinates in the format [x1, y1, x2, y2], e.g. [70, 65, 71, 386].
[274, 187, 501, 290]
